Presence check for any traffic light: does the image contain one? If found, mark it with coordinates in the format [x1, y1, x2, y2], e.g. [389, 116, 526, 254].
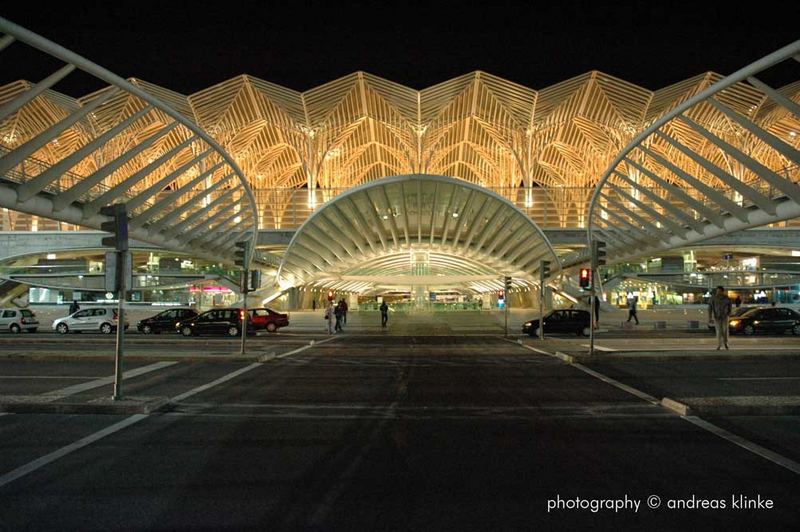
[249, 270, 261, 291]
[592, 240, 607, 268]
[504, 276, 512, 293]
[99, 204, 129, 251]
[539, 260, 551, 282]
[579, 268, 591, 289]
[234, 240, 251, 269]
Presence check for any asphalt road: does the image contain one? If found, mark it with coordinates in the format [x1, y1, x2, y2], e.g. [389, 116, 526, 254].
[1, 336, 798, 531]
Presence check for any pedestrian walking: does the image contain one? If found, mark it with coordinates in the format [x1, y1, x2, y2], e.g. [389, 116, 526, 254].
[708, 286, 732, 350]
[592, 294, 600, 329]
[626, 296, 639, 325]
[339, 298, 348, 324]
[334, 301, 344, 332]
[69, 300, 80, 315]
[312, 299, 317, 311]
[380, 301, 389, 327]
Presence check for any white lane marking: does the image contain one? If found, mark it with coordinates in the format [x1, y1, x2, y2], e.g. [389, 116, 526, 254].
[0, 339, 341, 488]
[571, 362, 660, 404]
[171, 336, 341, 402]
[509, 341, 800, 476]
[43, 361, 178, 397]
[519, 344, 556, 356]
[718, 377, 800, 381]
[0, 376, 103, 380]
[275, 335, 341, 359]
[580, 344, 617, 352]
[169, 363, 263, 402]
[0, 414, 147, 488]
[683, 416, 800, 475]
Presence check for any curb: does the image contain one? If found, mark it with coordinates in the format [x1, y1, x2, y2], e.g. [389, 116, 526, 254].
[661, 397, 691, 416]
[567, 352, 800, 363]
[0, 352, 267, 362]
[553, 351, 576, 364]
[0, 396, 170, 415]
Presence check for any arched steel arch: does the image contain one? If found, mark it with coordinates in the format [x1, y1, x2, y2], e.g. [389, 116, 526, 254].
[0, 17, 258, 266]
[586, 40, 800, 264]
[277, 174, 561, 293]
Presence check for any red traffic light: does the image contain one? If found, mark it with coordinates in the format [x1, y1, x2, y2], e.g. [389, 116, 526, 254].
[579, 268, 591, 289]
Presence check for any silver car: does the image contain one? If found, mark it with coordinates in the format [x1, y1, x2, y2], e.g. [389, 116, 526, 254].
[0, 308, 39, 333]
[52, 307, 129, 334]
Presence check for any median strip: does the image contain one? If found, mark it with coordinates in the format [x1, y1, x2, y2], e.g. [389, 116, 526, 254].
[0, 336, 339, 488]
[509, 340, 800, 476]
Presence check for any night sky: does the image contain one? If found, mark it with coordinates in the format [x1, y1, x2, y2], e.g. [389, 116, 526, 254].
[1, 0, 798, 97]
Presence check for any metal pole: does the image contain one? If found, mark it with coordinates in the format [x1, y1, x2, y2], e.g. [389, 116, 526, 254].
[240, 269, 248, 355]
[539, 285, 545, 341]
[504, 291, 509, 337]
[589, 271, 595, 356]
[112, 250, 126, 400]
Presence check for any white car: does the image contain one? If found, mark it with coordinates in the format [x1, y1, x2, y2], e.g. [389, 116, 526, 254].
[52, 307, 129, 334]
[0, 308, 39, 333]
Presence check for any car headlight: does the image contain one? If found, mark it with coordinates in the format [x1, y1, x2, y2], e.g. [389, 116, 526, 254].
[729, 320, 740, 327]
[524, 322, 532, 327]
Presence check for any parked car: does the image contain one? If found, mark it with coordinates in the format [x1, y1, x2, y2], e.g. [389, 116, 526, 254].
[137, 308, 198, 334]
[175, 308, 256, 337]
[523, 309, 591, 337]
[708, 305, 757, 330]
[0, 308, 39, 333]
[52, 307, 129, 334]
[728, 307, 800, 335]
[249, 307, 289, 332]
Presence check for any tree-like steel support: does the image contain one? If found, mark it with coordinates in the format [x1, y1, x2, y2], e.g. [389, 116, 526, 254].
[0, 17, 258, 267]
[586, 40, 800, 267]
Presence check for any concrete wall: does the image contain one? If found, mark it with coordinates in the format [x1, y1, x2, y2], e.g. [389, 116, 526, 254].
[0, 231, 155, 261]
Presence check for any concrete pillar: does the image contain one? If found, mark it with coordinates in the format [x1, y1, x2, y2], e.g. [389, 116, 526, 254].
[287, 287, 300, 310]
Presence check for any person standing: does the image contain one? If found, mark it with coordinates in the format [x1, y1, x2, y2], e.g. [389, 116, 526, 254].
[69, 300, 80, 315]
[592, 294, 600, 329]
[626, 296, 639, 325]
[312, 299, 317, 311]
[380, 301, 389, 328]
[325, 301, 334, 335]
[709, 286, 732, 350]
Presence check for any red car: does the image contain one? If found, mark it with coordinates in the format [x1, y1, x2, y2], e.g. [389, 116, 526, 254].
[249, 308, 289, 332]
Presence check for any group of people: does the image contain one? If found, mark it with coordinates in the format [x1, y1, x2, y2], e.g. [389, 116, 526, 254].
[324, 298, 349, 333]
[323, 299, 390, 332]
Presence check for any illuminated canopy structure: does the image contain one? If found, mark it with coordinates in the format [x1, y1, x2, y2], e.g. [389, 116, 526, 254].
[0, 18, 259, 265]
[278, 174, 561, 294]
[0, 15, 798, 278]
[586, 41, 800, 265]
